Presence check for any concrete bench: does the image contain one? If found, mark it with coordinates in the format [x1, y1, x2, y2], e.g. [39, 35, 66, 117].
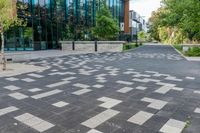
[60, 41, 125, 53]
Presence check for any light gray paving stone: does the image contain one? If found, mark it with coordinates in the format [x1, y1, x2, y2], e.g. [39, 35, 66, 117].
[21, 78, 35, 82]
[97, 80, 107, 83]
[194, 90, 200, 94]
[46, 81, 70, 88]
[28, 73, 44, 78]
[109, 73, 118, 76]
[117, 87, 134, 93]
[127, 68, 135, 71]
[194, 108, 200, 113]
[14, 113, 34, 122]
[159, 119, 186, 133]
[81, 109, 119, 128]
[4, 85, 21, 91]
[185, 76, 195, 80]
[24, 116, 44, 126]
[28, 88, 42, 92]
[141, 97, 155, 103]
[132, 78, 149, 83]
[14, 113, 54, 132]
[136, 86, 147, 90]
[124, 71, 139, 75]
[144, 78, 161, 83]
[31, 89, 63, 99]
[8, 92, 29, 100]
[5, 77, 19, 81]
[62, 77, 77, 81]
[155, 85, 183, 94]
[51, 69, 58, 72]
[72, 89, 92, 95]
[98, 97, 122, 109]
[0, 106, 19, 116]
[153, 73, 170, 77]
[165, 76, 183, 82]
[155, 86, 173, 94]
[127, 111, 153, 125]
[148, 101, 167, 110]
[95, 74, 107, 77]
[87, 129, 103, 133]
[48, 72, 75, 76]
[96, 77, 106, 80]
[173, 87, 184, 91]
[79, 71, 91, 75]
[145, 71, 158, 74]
[33, 121, 55, 132]
[116, 80, 133, 85]
[141, 97, 168, 110]
[52, 101, 69, 108]
[133, 74, 151, 78]
[156, 82, 176, 87]
[73, 83, 90, 89]
[93, 84, 104, 88]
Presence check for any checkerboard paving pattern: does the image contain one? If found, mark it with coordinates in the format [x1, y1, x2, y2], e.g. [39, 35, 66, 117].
[0, 45, 200, 133]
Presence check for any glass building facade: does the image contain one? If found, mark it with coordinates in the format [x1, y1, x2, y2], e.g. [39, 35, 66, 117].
[5, 0, 125, 51]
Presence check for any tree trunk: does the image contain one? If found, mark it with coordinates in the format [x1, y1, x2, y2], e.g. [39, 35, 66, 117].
[1, 32, 6, 71]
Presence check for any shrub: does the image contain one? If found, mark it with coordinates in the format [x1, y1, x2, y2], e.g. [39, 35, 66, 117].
[186, 47, 200, 56]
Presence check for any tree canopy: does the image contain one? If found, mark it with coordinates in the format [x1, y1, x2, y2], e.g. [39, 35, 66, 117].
[148, 0, 200, 44]
[0, 0, 25, 33]
[0, 0, 26, 70]
[92, 3, 119, 40]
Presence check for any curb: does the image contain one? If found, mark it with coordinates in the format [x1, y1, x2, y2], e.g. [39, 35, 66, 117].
[123, 44, 145, 52]
[171, 45, 200, 62]
[170, 45, 188, 60]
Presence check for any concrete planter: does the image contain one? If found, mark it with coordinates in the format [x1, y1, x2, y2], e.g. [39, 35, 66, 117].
[181, 44, 200, 52]
[75, 41, 95, 52]
[60, 41, 73, 51]
[60, 41, 125, 53]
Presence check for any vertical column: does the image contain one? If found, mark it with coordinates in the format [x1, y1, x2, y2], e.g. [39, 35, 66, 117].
[65, 0, 69, 21]
[124, 0, 129, 33]
[85, 0, 88, 25]
[92, 0, 96, 26]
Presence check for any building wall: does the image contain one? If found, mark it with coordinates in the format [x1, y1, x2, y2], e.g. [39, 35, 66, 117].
[5, 0, 126, 51]
[129, 10, 147, 41]
[124, 0, 129, 33]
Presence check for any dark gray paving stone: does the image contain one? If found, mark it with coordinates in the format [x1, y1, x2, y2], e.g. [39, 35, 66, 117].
[0, 44, 200, 132]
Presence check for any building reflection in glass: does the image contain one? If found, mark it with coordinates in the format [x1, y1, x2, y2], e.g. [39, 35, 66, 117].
[5, 0, 124, 51]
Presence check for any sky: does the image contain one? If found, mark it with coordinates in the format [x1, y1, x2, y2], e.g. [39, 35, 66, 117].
[130, 0, 162, 21]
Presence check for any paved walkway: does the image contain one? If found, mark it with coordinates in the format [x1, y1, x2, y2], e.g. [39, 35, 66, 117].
[3, 50, 97, 62]
[0, 44, 200, 133]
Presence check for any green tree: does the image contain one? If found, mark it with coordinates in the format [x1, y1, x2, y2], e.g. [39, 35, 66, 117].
[92, 4, 119, 40]
[148, 9, 164, 41]
[161, 0, 200, 42]
[0, 0, 26, 70]
[149, 0, 200, 44]
[138, 31, 146, 42]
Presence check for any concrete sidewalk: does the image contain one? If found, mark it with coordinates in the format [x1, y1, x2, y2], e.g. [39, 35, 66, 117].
[3, 50, 96, 62]
[0, 63, 48, 77]
[185, 57, 200, 61]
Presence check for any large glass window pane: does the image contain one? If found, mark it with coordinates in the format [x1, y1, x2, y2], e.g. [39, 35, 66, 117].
[24, 26, 34, 50]
[6, 30, 16, 51]
[16, 28, 24, 50]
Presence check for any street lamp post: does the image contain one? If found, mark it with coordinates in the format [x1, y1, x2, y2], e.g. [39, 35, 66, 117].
[136, 22, 138, 45]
